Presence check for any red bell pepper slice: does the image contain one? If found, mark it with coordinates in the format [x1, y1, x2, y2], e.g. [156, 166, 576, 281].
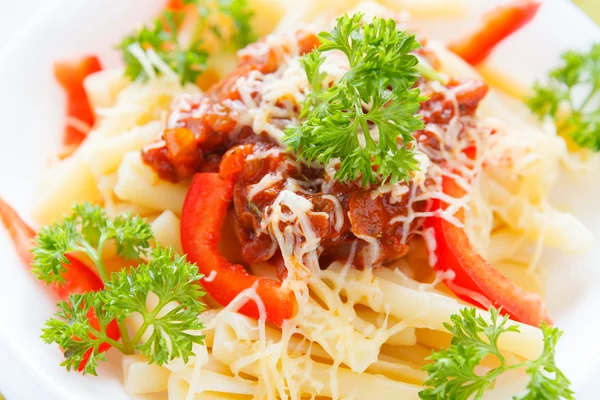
[424, 176, 551, 327]
[53, 55, 102, 147]
[449, 0, 541, 65]
[180, 173, 296, 326]
[0, 198, 119, 371]
[165, 0, 185, 10]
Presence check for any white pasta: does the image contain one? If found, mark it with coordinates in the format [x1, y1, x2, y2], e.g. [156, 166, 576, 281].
[114, 151, 189, 214]
[211, 311, 423, 400]
[151, 210, 184, 255]
[122, 354, 171, 395]
[84, 68, 130, 111]
[33, 154, 102, 225]
[85, 121, 162, 177]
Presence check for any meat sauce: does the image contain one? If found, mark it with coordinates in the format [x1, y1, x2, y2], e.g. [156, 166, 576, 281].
[143, 31, 320, 182]
[141, 31, 488, 274]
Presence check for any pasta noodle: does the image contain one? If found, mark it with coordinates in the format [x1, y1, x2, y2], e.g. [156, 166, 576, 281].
[33, 154, 102, 225]
[123, 354, 171, 395]
[84, 68, 130, 110]
[114, 151, 189, 214]
[86, 121, 162, 177]
[151, 210, 184, 255]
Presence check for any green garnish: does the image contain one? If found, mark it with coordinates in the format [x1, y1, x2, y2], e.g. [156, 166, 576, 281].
[41, 246, 205, 375]
[118, 8, 208, 86]
[118, 0, 255, 85]
[33, 203, 205, 375]
[528, 43, 600, 151]
[189, 0, 256, 49]
[33, 203, 153, 285]
[283, 13, 427, 186]
[419, 308, 574, 400]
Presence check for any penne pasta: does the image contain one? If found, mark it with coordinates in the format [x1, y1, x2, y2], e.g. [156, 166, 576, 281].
[323, 264, 544, 360]
[123, 354, 171, 395]
[168, 368, 256, 399]
[85, 121, 162, 177]
[151, 210, 184, 255]
[84, 68, 130, 111]
[33, 153, 102, 225]
[114, 151, 189, 214]
[211, 311, 422, 400]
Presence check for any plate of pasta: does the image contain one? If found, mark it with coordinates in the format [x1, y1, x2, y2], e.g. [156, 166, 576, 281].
[1, 0, 599, 399]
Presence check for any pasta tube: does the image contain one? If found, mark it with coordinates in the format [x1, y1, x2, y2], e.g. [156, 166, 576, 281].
[114, 151, 188, 214]
[85, 121, 162, 177]
[122, 354, 171, 395]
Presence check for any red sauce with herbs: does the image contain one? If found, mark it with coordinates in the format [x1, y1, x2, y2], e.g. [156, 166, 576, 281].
[141, 31, 488, 272]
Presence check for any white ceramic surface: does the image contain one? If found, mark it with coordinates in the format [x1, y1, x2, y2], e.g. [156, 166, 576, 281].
[0, 0, 598, 399]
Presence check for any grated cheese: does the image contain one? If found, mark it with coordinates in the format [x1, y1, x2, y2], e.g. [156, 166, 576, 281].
[114, 3, 597, 399]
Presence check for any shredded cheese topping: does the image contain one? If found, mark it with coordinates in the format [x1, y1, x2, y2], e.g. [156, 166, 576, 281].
[86, 3, 598, 399]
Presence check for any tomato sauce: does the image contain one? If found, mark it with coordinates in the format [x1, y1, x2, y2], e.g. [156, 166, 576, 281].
[141, 31, 488, 272]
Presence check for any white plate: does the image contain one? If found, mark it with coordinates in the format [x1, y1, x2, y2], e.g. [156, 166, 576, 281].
[0, 0, 598, 399]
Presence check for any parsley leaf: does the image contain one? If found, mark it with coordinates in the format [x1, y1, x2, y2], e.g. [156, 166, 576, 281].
[32, 202, 153, 285]
[104, 247, 205, 365]
[221, 0, 256, 48]
[419, 308, 574, 400]
[119, 0, 255, 85]
[283, 13, 426, 186]
[41, 292, 112, 375]
[528, 43, 600, 151]
[185, 0, 256, 48]
[118, 9, 208, 85]
[41, 246, 206, 375]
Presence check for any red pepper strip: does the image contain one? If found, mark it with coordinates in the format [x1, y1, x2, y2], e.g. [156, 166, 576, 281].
[0, 198, 119, 371]
[53, 55, 102, 147]
[449, 0, 541, 65]
[0, 197, 36, 265]
[180, 173, 296, 326]
[424, 176, 551, 327]
[165, 0, 185, 10]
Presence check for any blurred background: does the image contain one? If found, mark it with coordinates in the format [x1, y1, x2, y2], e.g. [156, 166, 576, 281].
[575, 0, 600, 23]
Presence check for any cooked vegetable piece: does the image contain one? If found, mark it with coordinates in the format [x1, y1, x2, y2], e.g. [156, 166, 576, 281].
[419, 308, 574, 400]
[284, 13, 426, 186]
[180, 172, 296, 326]
[449, 0, 541, 65]
[528, 43, 600, 151]
[53, 55, 102, 147]
[425, 175, 551, 327]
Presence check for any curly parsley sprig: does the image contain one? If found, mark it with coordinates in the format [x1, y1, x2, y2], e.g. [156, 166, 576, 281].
[118, 9, 208, 86]
[118, 0, 255, 85]
[284, 13, 428, 186]
[188, 0, 256, 49]
[41, 246, 206, 375]
[33, 202, 153, 285]
[33, 203, 206, 375]
[419, 308, 574, 400]
[528, 43, 600, 151]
